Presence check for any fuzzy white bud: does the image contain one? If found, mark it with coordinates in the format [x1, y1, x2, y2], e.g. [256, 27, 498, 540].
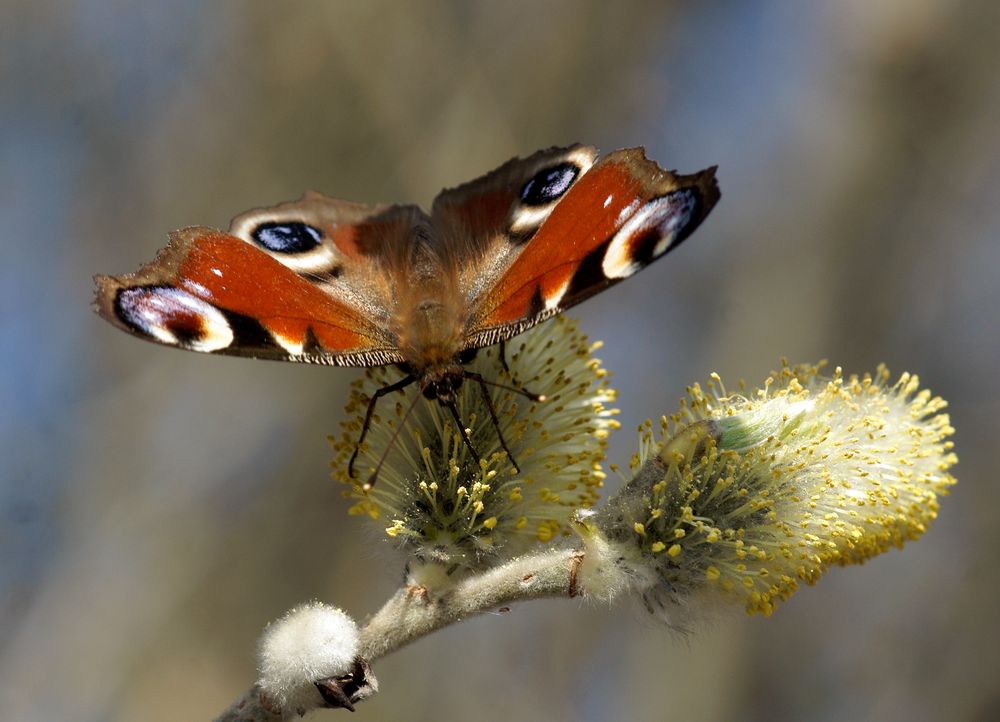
[257, 602, 359, 714]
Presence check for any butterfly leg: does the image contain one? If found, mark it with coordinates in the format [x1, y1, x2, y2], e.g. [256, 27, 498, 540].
[498, 339, 512, 375]
[464, 370, 521, 474]
[495, 340, 544, 402]
[443, 398, 482, 469]
[361, 388, 424, 491]
[349, 372, 417, 482]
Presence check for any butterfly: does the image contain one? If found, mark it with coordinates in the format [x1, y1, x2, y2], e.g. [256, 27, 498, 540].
[95, 145, 719, 486]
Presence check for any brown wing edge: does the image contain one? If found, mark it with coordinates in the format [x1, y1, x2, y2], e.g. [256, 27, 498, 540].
[93, 226, 209, 338]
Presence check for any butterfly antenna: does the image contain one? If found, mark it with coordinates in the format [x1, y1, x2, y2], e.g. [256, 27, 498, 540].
[444, 399, 483, 470]
[464, 370, 522, 474]
[363, 388, 423, 491]
[497, 340, 545, 402]
[348, 373, 417, 482]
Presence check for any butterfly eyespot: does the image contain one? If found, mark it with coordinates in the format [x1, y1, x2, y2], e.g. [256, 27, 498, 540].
[520, 162, 580, 206]
[601, 188, 702, 280]
[252, 221, 323, 253]
[114, 285, 234, 352]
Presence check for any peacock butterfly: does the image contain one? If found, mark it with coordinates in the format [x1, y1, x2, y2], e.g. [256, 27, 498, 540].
[95, 145, 720, 485]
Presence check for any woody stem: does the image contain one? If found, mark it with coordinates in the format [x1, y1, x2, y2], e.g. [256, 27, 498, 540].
[358, 546, 584, 660]
[213, 546, 585, 721]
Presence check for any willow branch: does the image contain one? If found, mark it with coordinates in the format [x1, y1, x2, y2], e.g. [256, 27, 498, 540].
[213, 546, 584, 721]
[215, 686, 282, 722]
[358, 546, 584, 659]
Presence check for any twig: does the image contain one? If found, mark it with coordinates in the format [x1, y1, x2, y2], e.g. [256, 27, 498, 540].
[214, 546, 584, 720]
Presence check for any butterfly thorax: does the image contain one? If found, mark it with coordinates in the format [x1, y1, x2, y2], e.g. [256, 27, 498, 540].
[396, 297, 468, 404]
[394, 237, 467, 376]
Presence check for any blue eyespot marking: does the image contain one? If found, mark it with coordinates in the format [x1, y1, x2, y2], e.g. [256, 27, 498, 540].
[252, 222, 322, 253]
[520, 163, 579, 206]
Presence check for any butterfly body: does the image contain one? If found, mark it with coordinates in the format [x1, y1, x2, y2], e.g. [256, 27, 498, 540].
[95, 145, 719, 478]
[391, 239, 467, 376]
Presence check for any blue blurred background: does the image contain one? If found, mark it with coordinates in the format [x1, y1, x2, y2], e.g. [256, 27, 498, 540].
[2, 1, 997, 720]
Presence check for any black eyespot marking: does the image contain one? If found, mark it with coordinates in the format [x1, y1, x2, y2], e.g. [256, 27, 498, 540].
[252, 221, 322, 253]
[662, 187, 701, 246]
[628, 226, 664, 266]
[526, 284, 546, 319]
[302, 326, 323, 355]
[115, 286, 203, 340]
[567, 240, 612, 300]
[520, 162, 579, 206]
[222, 308, 278, 351]
[114, 285, 234, 351]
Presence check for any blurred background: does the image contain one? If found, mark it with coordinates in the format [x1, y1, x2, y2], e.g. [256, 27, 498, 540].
[2, 1, 997, 720]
